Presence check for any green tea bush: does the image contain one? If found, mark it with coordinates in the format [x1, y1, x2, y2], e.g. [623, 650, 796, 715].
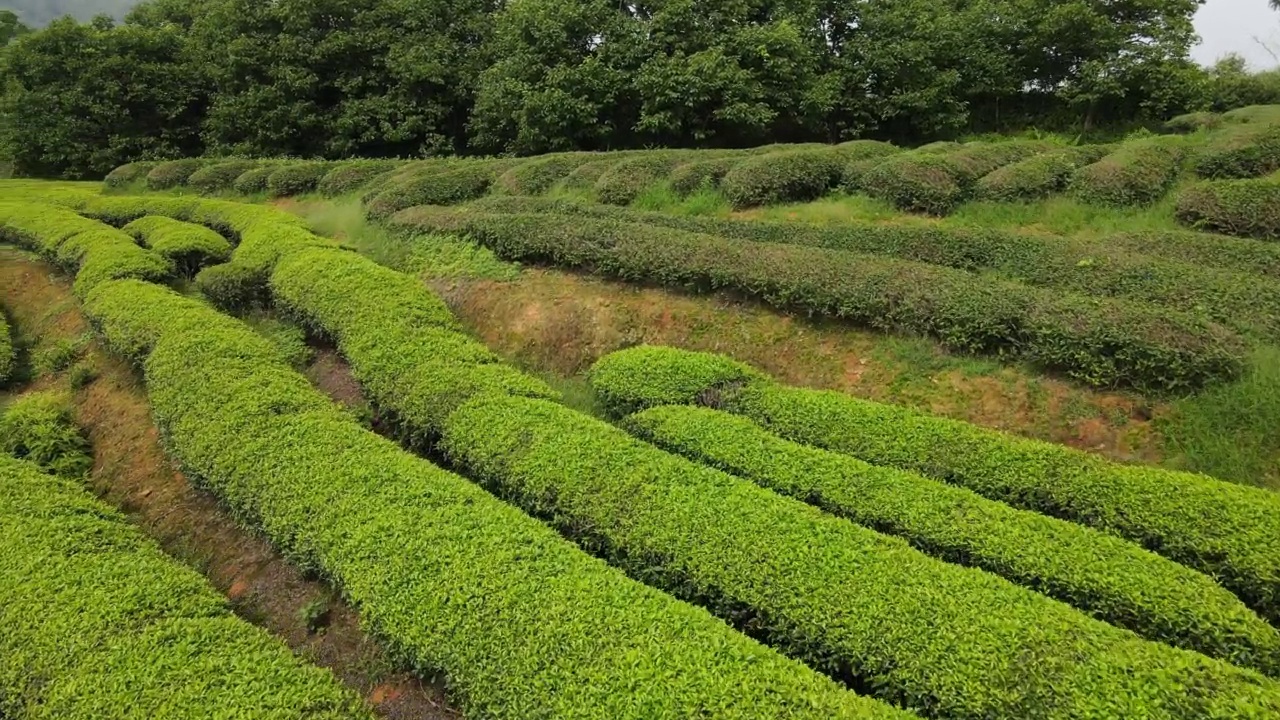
[0, 391, 91, 478]
[145, 159, 205, 190]
[266, 162, 335, 197]
[588, 345, 1280, 628]
[1071, 137, 1187, 206]
[0, 202, 170, 296]
[557, 158, 626, 191]
[391, 207, 1247, 392]
[1165, 111, 1222, 134]
[974, 145, 1112, 202]
[103, 161, 158, 189]
[493, 155, 594, 195]
[1222, 105, 1280, 124]
[82, 278, 892, 720]
[0, 454, 373, 719]
[316, 161, 401, 197]
[366, 162, 505, 217]
[123, 215, 233, 277]
[862, 142, 1049, 214]
[721, 148, 847, 208]
[669, 157, 741, 195]
[624, 403, 1280, 675]
[0, 311, 11, 385]
[1194, 123, 1280, 179]
[186, 160, 261, 194]
[1176, 179, 1280, 240]
[594, 155, 686, 206]
[232, 166, 275, 195]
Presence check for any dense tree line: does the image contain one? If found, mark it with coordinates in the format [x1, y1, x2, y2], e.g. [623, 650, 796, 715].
[0, 0, 1277, 178]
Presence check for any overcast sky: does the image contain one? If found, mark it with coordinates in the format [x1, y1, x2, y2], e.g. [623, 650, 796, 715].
[1194, 0, 1280, 68]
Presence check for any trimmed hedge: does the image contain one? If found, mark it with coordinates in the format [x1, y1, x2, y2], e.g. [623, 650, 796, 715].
[266, 162, 335, 197]
[316, 161, 401, 197]
[391, 206, 1248, 392]
[594, 155, 686, 206]
[623, 403, 1280, 675]
[122, 215, 233, 276]
[0, 202, 170, 296]
[0, 310, 11, 385]
[588, 345, 1280, 628]
[861, 142, 1049, 215]
[1194, 123, 1280, 179]
[720, 148, 847, 208]
[1165, 111, 1222, 134]
[1176, 179, 1280, 240]
[82, 278, 894, 720]
[1222, 105, 1280, 125]
[974, 145, 1112, 202]
[78, 194, 306, 239]
[186, 160, 261, 194]
[1, 391, 92, 478]
[232, 166, 275, 195]
[366, 162, 511, 218]
[1103, 229, 1280, 279]
[670, 157, 741, 195]
[1071, 137, 1187, 206]
[103, 161, 158, 189]
[492, 155, 585, 195]
[0, 453, 373, 719]
[145, 159, 205, 191]
[558, 158, 626, 191]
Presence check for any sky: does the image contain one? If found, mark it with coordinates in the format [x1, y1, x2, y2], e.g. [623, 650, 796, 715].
[1194, 0, 1280, 68]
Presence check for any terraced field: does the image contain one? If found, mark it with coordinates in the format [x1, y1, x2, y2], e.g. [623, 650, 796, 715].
[3, 110, 1280, 718]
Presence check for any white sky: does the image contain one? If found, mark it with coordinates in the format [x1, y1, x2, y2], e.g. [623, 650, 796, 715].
[1193, 0, 1280, 68]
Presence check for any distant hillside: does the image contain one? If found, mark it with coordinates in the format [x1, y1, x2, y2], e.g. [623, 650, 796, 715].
[3, 0, 139, 26]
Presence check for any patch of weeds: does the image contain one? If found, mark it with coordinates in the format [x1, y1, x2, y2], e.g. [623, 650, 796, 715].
[68, 361, 99, 390]
[33, 333, 92, 376]
[299, 596, 333, 634]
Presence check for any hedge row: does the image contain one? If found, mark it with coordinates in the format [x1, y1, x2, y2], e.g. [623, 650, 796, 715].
[974, 145, 1113, 202]
[0, 309, 11, 385]
[622, 402, 1280, 674]
[316, 160, 402, 197]
[587, 345, 1280, 627]
[186, 160, 262, 194]
[1194, 123, 1280, 179]
[1, 391, 93, 479]
[266, 162, 335, 197]
[721, 142, 897, 209]
[492, 154, 595, 196]
[1165, 111, 1223, 134]
[122, 215, 233, 277]
[1071, 136, 1187, 206]
[245, 221, 1280, 718]
[390, 206, 1247, 391]
[82, 276, 893, 720]
[0, 454, 372, 719]
[145, 159, 206, 190]
[0, 202, 169, 296]
[365, 161, 518, 218]
[103, 161, 158, 188]
[1176, 179, 1280, 240]
[860, 141, 1049, 215]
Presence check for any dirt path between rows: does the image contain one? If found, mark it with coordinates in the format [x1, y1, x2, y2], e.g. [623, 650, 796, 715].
[0, 248, 457, 720]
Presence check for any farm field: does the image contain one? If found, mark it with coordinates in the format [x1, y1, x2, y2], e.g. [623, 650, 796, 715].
[4, 113, 1280, 719]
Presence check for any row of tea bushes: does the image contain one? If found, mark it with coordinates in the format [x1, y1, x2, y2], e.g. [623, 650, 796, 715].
[1176, 179, 1280, 240]
[238, 223, 1280, 719]
[389, 205, 1249, 392]
[587, 345, 1280, 628]
[121, 215, 232, 276]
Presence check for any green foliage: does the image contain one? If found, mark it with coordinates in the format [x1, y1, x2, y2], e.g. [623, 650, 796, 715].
[492, 155, 595, 196]
[593, 154, 687, 206]
[266, 162, 334, 198]
[974, 146, 1112, 202]
[366, 162, 504, 218]
[393, 206, 1247, 392]
[186, 160, 260, 194]
[0, 311, 11, 384]
[1072, 136, 1187, 206]
[0, 454, 373, 719]
[315, 161, 400, 197]
[669, 157, 741, 196]
[123, 215, 232, 276]
[33, 335, 88, 376]
[81, 275, 890, 720]
[586, 344, 1280, 629]
[623, 403, 1280, 674]
[102, 161, 157, 188]
[1193, 122, 1280, 179]
[231, 166, 273, 195]
[0, 391, 91, 478]
[720, 148, 847, 208]
[1175, 179, 1280, 240]
[145, 159, 204, 190]
[1164, 111, 1221, 133]
[861, 142, 1050, 215]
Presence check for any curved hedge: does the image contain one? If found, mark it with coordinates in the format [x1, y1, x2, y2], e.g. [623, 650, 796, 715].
[1071, 137, 1186, 206]
[623, 403, 1280, 674]
[974, 145, 1112, 202]
[232, 166, 275, 195]
[860, 141, 1049, 214]
[0, 202, 170, 296]
[670, 157, 740, 195]
[103, 161, 158, 189]
[493, 155, 592, 196]
[315, 161, 401, 197]
[390, 207, 1248, 392]
[588, 345, 1280, 627]
[720, 148, 847, 208]
[0, 310, 11, 385]
[266, 162, 335, 197]
[82, 278, 893, 720]
[122, 215, 233, 276]
[366, 162, 510, 217]
[1194, 123, 1280, 179]
[186, 160, 261, 194]
[1165, 111, 1222, 134]
[145, 159, 205, 191]
[1, 391, 92, 478]
[0, 453, 373, 719]
[594, 155, 686, 206]
[1176, 179, 1280, 240]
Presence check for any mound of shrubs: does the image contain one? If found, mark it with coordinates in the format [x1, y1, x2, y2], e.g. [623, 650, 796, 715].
[589, 344, 1280, 629]
[0, 391, 92, 478]
[974, 146, 1112, 202]
[1176, 179, 1280, 240]
[266, 162, 334, 197]
[860, 141, 1049, 214]
[1071, 136, 1186, 206]
[594, 154, 688, 206]
[720, 148, 847, 208]
[1164, 112, 1222, 134]
[315, 160, 401, 197]
[186, 160, 261, 194]
[122, 215, 233, 277]
[1221, 105, 1280, 125]
[145, 159, 205, 191]
[232, 167, 275, 195]
[492, 155, 590, 196]
[1193, 123, 1280, 179]
[669, 157, 741, 195]
[366, 162, 509, 217]
[103, 161, 158, 189]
